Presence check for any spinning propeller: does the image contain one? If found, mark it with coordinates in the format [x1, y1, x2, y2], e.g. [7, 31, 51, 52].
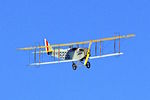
[84, 41, 92, 66]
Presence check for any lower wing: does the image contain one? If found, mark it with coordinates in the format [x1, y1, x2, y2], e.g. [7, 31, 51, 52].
[89, 52, 123, 59]
[30, 59, 80, 66]
[30, 52, 123, 66]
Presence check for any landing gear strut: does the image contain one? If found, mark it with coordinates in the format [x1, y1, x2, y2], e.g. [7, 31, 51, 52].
[86, 61, 90, 69]
[72, 63, 77, 70]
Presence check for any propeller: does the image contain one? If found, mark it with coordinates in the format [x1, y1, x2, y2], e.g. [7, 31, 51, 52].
[84, 41, 92, 66]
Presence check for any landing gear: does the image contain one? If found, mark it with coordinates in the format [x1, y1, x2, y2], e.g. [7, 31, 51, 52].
[86, 61, 90, 69]
[72, 63, 77, 70]
[72, 61, 90, 70]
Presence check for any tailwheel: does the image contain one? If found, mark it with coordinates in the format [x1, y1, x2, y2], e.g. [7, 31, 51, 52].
[72, 63, 77, 70]
[86, 62, 90, 69]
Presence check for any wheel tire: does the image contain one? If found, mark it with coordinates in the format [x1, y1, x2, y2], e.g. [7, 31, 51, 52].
[72, 63, 77, 70]
[86, 62, 90, 69]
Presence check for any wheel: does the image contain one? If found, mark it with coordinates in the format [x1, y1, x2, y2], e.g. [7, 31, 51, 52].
[86, 62, 90, 69]
[72, 63, 77, 70]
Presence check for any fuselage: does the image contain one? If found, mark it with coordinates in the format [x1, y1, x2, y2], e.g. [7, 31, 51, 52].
[50, 48, 88, 61]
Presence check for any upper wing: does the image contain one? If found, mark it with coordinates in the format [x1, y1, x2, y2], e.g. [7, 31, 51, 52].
[18, 34, 135, 50]
[89, 52, 123, 59]
[30, 59, 80, 66]
[18, 46, 46, 50]
[51, 34, 135, 47]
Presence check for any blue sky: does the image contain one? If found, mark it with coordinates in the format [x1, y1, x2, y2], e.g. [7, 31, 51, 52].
[0, 0, 150, 100]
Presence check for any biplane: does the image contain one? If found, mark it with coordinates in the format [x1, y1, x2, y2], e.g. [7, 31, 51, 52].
[18, 33, 135, 70]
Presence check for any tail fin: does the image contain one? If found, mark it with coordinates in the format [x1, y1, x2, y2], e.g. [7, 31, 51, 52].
[44, 38, 53, 55]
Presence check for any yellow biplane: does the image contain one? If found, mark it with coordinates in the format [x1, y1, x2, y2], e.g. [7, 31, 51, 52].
[18, 34, 135, 70]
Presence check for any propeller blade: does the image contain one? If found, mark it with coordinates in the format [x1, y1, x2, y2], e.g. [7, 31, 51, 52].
[84, 41, 92, 66]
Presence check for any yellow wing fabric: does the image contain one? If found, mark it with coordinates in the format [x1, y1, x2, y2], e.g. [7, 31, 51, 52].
[18, 45, 53, 51]
[51, 34, 135, 47]
[18, 46, 45, 50]
[18, 34, 135, 50]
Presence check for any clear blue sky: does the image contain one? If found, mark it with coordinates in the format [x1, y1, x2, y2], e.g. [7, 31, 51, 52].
[0, 0, 150, 100]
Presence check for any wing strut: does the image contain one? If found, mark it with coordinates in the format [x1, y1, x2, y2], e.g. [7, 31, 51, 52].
[95, 42, 97, 56]
[100, 41, 102, 56]
[114, 33, 116, 53]
[119, 34, 120, 53]
[84, 41, 92, 66]
[34, 48, 36, 63]
[54, 48, 55, 61]
[39, 44, 41, 64]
